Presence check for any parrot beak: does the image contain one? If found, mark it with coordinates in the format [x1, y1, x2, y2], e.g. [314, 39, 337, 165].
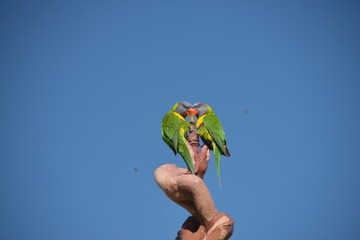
[187, 108, 198, 116]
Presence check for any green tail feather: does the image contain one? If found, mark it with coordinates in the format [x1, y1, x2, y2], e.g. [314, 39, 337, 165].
[178, 137, 195, 174]
[214, 143, 222, 187]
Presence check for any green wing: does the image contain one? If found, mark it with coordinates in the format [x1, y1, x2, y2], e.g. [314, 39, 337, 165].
[161, 112, 181, 155]
[200, 112, 230, 187]
[161, 113, 194, 174]
[202, 113, 230, 156]
[197, 123, 223, 186]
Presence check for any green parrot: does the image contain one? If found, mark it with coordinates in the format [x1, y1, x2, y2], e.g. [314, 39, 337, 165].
[192, 103, 230, 186]
[161, 101, 195, 174]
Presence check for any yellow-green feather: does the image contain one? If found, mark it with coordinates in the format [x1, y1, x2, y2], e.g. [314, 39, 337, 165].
[161, 111, 194, 174]
[196, 110, 230, 186]
[213, 142, 222, 187]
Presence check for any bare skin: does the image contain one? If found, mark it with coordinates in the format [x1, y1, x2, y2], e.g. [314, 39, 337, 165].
[154, 131, 234, 240]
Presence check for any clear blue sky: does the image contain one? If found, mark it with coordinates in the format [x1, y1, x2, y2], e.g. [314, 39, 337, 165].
[1, 1, 360, 239]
